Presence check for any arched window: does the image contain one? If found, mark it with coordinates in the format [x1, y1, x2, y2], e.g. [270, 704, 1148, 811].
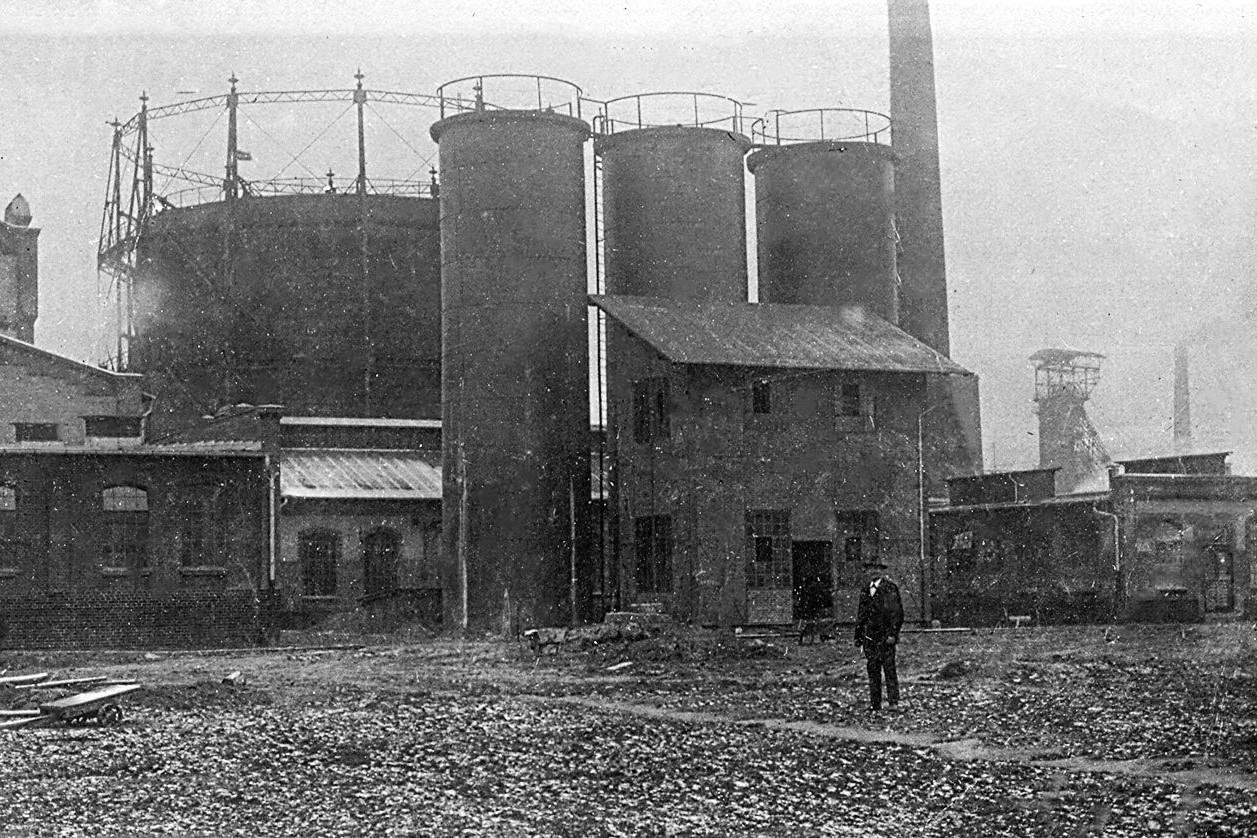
[299, 529, 339, 597]
[362, 528, 401, 599]
[102, 485, 149, 570]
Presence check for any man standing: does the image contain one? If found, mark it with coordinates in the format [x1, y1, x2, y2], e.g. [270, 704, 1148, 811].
[854, 559, 904, 712]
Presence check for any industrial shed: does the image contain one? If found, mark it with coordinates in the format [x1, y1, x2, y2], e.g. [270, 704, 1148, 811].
[930, 454, 1257, 625]
[596, 295, 972, 626]
[279, 445, 442, 625]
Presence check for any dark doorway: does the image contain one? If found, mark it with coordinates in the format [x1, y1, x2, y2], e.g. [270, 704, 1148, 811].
[362, 528, 401, 600]
[792, 541, 833, 621]
[1204, 547, 1235, 612]
[299, 529, 340, 597]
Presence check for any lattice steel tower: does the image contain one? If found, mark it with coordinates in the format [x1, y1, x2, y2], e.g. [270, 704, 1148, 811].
[1032, 348, 1110, 493]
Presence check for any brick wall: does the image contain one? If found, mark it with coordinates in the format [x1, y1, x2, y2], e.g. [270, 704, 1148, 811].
[0, 451, 270, 598]
[0, 590, 279, 649]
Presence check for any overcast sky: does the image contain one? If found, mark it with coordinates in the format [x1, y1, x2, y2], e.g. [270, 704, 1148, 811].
[3, 0, 1257, 470]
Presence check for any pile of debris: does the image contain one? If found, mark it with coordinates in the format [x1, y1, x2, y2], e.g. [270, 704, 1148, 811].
[0, 670, 142, 730]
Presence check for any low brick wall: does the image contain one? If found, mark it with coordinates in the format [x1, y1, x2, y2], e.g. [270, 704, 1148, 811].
[0, 590, 280, 649]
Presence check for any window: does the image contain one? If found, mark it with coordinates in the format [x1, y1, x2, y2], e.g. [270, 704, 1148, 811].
[102, 486, 149, 570]
[362, 528, 401, 599]
[14, 423, 57, 442]
[839, 383, 863, 417]
[634, 515, 672, 594]
[85, 416, 143, 438]
[177, 489, 229, 567]
[0, 486, 18, 572]
[836, 511, 880, 565]
[751, 380, 772, 415]
[299, 530, 339, 596]
[632, 377, 670, 443]
[746, 510, 790, 589]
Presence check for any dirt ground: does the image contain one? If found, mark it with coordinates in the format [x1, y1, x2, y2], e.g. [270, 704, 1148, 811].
[1, 622, 1255, 837]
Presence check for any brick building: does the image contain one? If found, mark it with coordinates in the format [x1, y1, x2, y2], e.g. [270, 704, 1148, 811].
[1114, 455, 1256, 621]
[594, 296, 972, 626]
[161, 409, 445, 627]
[930, 453, 1257, 625]
[0, 334, 274, 648]
[929, 469, 1115, 626]
[275, 417, 443, 627]
[0, 333, 146, 446]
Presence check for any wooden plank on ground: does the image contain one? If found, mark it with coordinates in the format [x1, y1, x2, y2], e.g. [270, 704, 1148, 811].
[15, 676, 107, 691]
[40, 683, 141, 714]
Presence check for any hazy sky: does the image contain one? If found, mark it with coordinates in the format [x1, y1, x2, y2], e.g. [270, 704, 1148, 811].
[3, 0, 1257, 470]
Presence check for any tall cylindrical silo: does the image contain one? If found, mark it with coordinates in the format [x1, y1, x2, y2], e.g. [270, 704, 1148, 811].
[432, 103, 591, 630]
[749, 140, 898, 320]
[597, 126, 750, 301]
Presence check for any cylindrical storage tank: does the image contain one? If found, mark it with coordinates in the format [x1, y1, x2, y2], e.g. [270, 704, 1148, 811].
[134, 194, 441, 433]
[597, 126, 750, 301]
[749, 140, 897, 319]
[432, 103, 591, 630]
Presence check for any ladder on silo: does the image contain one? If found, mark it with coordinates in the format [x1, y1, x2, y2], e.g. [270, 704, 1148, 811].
[591, 146, 610, 615]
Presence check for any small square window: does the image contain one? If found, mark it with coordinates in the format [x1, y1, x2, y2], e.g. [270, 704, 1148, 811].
[14, 423, 58, 442]
[751, 380, 771, 415]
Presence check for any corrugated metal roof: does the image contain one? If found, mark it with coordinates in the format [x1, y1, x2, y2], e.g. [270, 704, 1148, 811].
[281, 449, 442, 501]
[590, 295, 970, 375]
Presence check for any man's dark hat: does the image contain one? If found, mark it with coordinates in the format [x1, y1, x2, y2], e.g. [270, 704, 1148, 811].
[863, 559, 890, 570]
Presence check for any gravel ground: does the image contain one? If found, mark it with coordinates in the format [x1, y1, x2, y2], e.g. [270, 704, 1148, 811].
[0, 623, 1254, 836]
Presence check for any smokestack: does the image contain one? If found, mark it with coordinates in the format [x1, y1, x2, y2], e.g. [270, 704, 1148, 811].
[1173, 343, 1192, 450]
[888, 0, 949, 355]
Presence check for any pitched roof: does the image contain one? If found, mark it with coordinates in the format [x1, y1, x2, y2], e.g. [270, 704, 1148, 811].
[280, 448, 442, 501]
[0, 333, 142, 382]
[590, 295, 969, 375]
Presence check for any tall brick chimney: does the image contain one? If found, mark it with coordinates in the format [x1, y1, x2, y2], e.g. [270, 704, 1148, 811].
[888, 0, 949, 355]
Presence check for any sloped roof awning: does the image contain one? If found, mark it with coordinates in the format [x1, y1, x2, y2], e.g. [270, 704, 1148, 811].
[281, 449, 442, 501]
[590, 295, 970, 375]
